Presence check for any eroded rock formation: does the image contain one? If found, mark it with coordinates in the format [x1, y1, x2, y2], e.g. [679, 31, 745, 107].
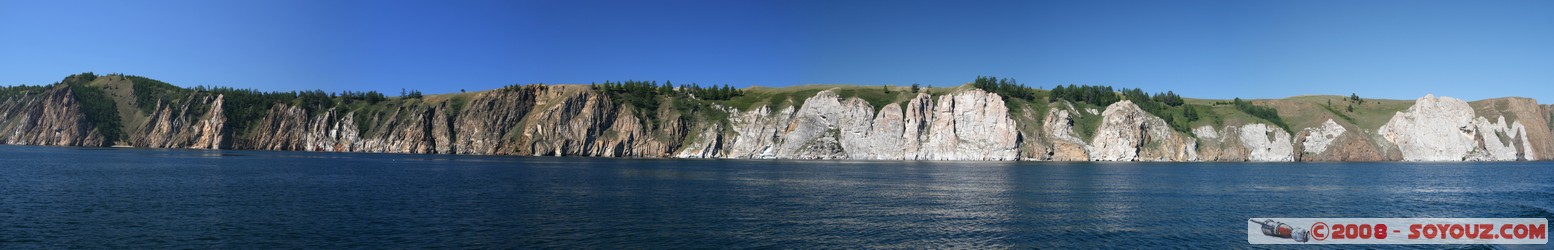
[686, 89, 1019, 160]
[1378, 94, 1539, 161]
[1087, 100, 1196, 161]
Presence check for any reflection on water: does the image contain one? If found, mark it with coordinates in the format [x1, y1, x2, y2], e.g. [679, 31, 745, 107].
[0, 145, 1550, 248]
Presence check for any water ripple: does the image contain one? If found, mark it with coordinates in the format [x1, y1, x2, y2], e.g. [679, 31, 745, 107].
[0, 146, 1548, 248]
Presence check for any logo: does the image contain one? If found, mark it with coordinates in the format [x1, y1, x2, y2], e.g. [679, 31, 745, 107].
[1248, 218, 1547, 244]
[1251, 219, 1310, 242]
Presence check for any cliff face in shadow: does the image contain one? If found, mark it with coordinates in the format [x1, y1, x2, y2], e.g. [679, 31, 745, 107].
[0, 84, 107, 147]
[231, 85, 687, 157]
[2, 73, 1550, 162]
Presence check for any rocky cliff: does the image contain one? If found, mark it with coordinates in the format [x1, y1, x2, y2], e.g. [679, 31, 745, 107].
[679, 89, 1019, 160]
[0, 85, 107, 147]
[132, 94, 227, 149]
[1086, 100, 1197, 161]
[234, 85, 684, 157]
[1378, 94, 1540, 161]
[3, 73, 1552, 162]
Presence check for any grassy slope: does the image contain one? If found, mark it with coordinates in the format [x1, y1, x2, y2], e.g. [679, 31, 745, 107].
[1182, 96, 1413, 136]
[1064, 102, 1103, 141]
[351, 93, 476, 136]
[1469, 97, 1538, 124]
[725, 84, 940, 114]
[84, 76, 152, 141]
[1267, 95, 1412, 131]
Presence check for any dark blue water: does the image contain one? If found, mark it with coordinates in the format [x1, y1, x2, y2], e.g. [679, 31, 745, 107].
[0, 145, 1550, 248]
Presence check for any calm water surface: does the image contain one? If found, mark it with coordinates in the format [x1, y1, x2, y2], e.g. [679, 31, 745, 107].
[0, 145, 1550, 248]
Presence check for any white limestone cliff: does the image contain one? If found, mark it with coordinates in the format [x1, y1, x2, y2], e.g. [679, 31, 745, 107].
[1041, 104, 1091, 161]
[1193, 125, 1220, 140]
[705, 89, 1019, 160]
[1088, 100, 1197, 161]
[1238, 123, 1294, 161]
[1379, 94, 1536, 161]
[1464, 116, 1535, 161]
[1300, 119, 1345, 155]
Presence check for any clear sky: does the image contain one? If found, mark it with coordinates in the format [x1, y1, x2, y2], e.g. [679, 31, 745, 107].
[3, 0, 1552, 101]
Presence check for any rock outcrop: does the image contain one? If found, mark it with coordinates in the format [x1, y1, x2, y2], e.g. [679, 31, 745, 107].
[450, 86, 539, 155]
[1087, 100, 1196, 161]
[1379, 94, 1477, 161]
[1040, 105, 1090, 161]
[1379, 94, 1538, 161]
[919, 90, 1021, 160]
[1293, 118, 1392, 161]
[132, 94, 228, 149]
[691, 89, 1019, 160]
[1237, 123, 1294, 162]
[1463, 116, 1534, 161]
[1299, 119, 1345, 155]
[1471, 97, 1552, 160]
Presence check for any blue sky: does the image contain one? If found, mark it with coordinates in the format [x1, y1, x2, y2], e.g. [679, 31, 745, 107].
[3, 0, 1553, 101]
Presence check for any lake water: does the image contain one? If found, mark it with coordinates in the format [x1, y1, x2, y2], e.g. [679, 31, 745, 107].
[1, 145, 1550, 248]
